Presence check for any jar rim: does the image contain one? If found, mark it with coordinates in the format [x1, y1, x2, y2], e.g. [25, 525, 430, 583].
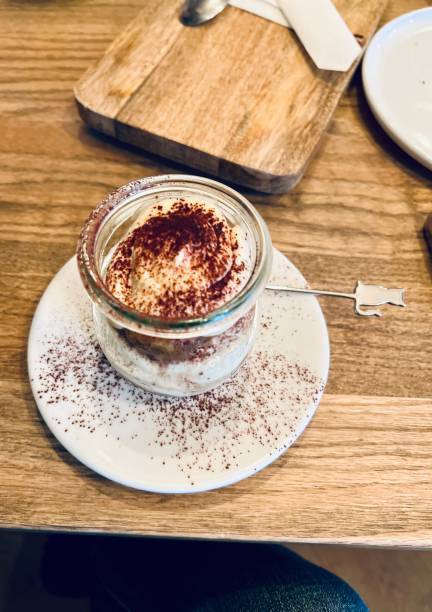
[77, 174, 273, 333]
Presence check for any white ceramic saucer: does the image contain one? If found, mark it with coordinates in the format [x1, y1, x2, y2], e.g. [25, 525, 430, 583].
[28, 251, 329, 494]
[362, 8, 432, 170]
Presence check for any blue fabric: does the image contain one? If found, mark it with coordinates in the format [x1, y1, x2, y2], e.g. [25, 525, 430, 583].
[91, 538, 368, 611]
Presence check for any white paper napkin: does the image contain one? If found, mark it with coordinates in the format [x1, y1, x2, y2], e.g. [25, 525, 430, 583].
[228, 0, 361, 71]
[229, 0, 290, 27]
[278, 0, 361, 70]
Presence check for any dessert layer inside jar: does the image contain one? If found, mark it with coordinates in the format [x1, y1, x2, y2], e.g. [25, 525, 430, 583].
[105, 197, 252, 320]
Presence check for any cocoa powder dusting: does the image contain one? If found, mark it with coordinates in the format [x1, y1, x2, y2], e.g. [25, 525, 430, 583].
[105, 199, 251, 320]
[34, 330, 325, 478]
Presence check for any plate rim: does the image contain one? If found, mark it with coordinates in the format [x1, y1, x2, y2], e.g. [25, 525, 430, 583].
[362, 7, 432, 171]
[28, 254, 330, 494]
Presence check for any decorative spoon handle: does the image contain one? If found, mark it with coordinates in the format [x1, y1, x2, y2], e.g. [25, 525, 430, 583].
[266, 281, 406, 317]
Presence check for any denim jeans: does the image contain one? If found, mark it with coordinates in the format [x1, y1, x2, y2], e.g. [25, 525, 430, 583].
[86, 538, 368, 611]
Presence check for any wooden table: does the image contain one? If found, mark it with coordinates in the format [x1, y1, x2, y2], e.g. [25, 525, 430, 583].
[1, 0, 431, 548]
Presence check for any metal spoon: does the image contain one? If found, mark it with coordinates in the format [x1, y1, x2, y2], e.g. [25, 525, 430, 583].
[180, 0, 229, 26]
[266, 281, 406, 317]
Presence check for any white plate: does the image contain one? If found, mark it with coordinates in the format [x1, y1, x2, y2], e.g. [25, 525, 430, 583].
[28, 252, 329, 494]
[362, 8, 432, 170]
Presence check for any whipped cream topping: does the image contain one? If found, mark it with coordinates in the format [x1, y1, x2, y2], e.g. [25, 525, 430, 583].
[105, 198, 252, 319]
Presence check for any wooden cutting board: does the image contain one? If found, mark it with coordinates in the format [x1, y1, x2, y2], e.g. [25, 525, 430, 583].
[75, 0, 387, 193]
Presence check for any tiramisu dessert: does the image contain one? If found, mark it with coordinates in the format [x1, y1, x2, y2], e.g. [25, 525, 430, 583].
[97, 195, 258, 395]
[78, 176, 272, 397]
[105, 197, 251, 320]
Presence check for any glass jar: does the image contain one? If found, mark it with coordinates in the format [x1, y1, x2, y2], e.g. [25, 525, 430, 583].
[77, 175, 273, 397]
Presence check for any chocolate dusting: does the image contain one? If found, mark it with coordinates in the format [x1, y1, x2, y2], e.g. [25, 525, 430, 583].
[105, 199, 249, 319]
[34, 331, 325, 478]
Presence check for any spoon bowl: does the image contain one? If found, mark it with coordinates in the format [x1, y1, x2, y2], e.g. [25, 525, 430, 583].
[180, 0, 229, 26]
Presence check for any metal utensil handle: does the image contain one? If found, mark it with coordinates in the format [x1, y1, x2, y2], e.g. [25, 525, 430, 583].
[266, 282, 406, 317]
[266, 285, 354, 300]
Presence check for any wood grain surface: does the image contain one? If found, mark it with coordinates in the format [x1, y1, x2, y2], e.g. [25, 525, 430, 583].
[74, 0, 387, 193]
[0, 0, 432, 546]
